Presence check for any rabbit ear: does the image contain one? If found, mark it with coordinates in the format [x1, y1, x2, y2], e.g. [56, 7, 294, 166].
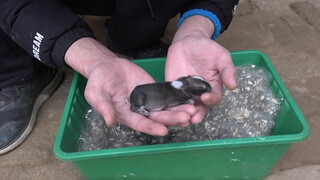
[191, 75, 205, 81]
[171, 81, 184, 89]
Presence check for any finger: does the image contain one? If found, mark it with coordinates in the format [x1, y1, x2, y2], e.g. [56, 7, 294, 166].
[165, 104, 197, 116]
[220, 65, 237, 90]
[84, 85, 117, 126]
[120, 111, 168, 136]
[201, 92, 222, 107]
[96, 99, 117, 127]
[180, 122, 190, 127]
[191, 103, 209, 124]
[148, 110, 191, 126]
[216, 53, 237, 90]
[201, 80, 223, 107]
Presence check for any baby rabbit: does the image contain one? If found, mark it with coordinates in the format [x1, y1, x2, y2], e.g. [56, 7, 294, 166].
[127, 76, 212, 116]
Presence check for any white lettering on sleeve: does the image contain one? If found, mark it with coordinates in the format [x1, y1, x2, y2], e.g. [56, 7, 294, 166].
[32, 32, 44, 61]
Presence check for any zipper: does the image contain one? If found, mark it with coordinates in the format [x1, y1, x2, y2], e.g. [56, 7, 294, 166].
[147, 0, 158, 19]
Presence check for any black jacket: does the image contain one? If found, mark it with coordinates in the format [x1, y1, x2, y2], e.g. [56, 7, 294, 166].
[0, 0, 238, 68]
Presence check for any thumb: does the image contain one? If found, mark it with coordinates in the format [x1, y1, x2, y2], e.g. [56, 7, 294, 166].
[96, 99, 117, 127]
[220, 65, 237, 90]
[216, 53, 237, 90]
[84, 87, 117, 126]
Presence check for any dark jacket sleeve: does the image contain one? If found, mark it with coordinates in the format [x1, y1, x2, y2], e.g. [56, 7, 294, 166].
[0, 0, 95, 68]
[179, 0, 239, 38]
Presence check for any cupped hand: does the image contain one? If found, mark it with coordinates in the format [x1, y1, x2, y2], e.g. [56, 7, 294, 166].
[165, 35, 237, 124]
[84, 58, 195, 136]
[65, 38, 197, 135]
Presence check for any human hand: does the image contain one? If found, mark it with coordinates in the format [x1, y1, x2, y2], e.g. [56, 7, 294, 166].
[65, 38, 195, 135]
[86, 59, 198, 135]
[166, 16, 237, 125]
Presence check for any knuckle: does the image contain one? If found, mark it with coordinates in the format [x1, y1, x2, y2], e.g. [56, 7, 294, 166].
[84, 89, 94, 103]
[215, 96, 223, 105]
[84, 85, 100, 103]
[179, 112, 190, 123]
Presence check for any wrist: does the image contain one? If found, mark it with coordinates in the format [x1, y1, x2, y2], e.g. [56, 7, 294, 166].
[179, 9, 222, 40]
[173, 15, 215, 43]
[65, 37, 119, 77]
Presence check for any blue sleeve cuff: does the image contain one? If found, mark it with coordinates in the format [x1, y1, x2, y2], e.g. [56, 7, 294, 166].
[179, 9, 222, 40]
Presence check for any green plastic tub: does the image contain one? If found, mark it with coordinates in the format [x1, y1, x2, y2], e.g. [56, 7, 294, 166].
[54, 50, 310, 180]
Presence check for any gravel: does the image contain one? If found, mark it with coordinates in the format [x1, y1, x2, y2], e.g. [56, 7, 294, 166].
[79, 65, 282, 151]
